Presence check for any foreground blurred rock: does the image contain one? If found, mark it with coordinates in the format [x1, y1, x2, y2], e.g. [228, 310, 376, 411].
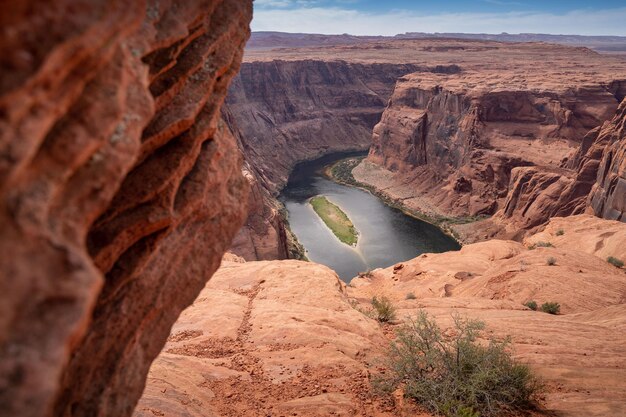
[0, 1, 252, 416]
[140, 215, 626, 417]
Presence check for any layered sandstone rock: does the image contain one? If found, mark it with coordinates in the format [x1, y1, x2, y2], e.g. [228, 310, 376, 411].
[588, 98, 626, 220]
[362, 73, 624, 218]
[469, 97, 626, 240]
[0, 2, 251, 417]
[135, 258, 392, 417]
[141, 215, 626, 417]
[348, 215, 626, 416]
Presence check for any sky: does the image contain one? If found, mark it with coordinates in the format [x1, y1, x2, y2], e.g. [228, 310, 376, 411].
[252, 0, 626, 36]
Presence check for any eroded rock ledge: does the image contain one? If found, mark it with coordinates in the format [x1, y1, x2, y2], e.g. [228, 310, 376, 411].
[139, 215, 626, 417]
[0, 2, 252, 416]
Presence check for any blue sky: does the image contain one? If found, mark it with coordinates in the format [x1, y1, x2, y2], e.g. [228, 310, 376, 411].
[252, 1, 626, 35]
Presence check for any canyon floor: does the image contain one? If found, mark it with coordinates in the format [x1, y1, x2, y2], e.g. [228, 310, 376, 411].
[136, 215, 626, 417]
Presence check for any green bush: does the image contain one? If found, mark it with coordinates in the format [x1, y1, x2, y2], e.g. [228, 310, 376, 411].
[377, 311, 541, 417]
[541, 302, 560, 315]
[524, 300, 538, 311]
[607, 256, 624, 269]
[371, 296, 396, 323]
[546, 257, 557, 266]
[406, 292, 417, 300]
[528, 241, 554, 250]
[555, 229, 564, 236]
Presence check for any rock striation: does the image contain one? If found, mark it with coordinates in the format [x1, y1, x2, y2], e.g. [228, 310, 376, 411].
[0, 2, 252, 417]
[588, 98, 626, 221]
[364, 72, 624, 219]
[224, 60, 433, 260]
[475, 96, 626, 240]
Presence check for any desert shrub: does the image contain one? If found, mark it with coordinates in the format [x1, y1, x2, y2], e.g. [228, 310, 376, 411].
[377, 311, 541, 417]
[541, 302, 560, 315]
[406, 292, 417, 300]
[371, 296, 396, 323]
[528, 241, 554, 250]
[607, 256, 624, 269]
[555, 229, 564, 236]
[546, 257, 557, 266]
[524, 300, 538, 311]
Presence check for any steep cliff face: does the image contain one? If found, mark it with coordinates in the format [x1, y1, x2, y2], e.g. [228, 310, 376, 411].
[225, 61, 433, 260]
[366, 74, 622, 218]
[0, 2, 251, 417]
[491, 97, 626, 238]
[588, 98, 626, 220]
[226, 60, 425, 192]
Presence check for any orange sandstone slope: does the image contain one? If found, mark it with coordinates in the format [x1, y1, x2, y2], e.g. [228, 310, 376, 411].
[139, 215, 626, 417]
[136, 258, 394, 417]
[0, 2, 252, 417]
[349, 214, 626, 417]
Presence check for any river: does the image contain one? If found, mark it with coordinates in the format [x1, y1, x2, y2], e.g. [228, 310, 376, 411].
[280, 152, 461, 281]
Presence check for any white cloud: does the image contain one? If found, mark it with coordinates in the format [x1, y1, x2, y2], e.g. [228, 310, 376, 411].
[251, 6, 626, 36]
[254, 0, 320, 8]
[482, 0, 524, 6]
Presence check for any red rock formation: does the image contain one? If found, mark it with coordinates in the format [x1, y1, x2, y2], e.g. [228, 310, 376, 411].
[0, 2, 252, 417]
[588, 98, 626, 220]
[366, 76, 622, 217]
[226, 60, 424, 192]
[224, 61, 428, 260]
[488, 97, 626, 239]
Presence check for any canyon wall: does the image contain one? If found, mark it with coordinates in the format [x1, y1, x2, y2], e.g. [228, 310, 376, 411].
[224, 61, 435, 260]
[0, 2, 251, 417]
[226, 60, 427, 192]
[588, 98, 626, 221]
[495, 97, 626, 237]
[367, 75, 623, 218]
